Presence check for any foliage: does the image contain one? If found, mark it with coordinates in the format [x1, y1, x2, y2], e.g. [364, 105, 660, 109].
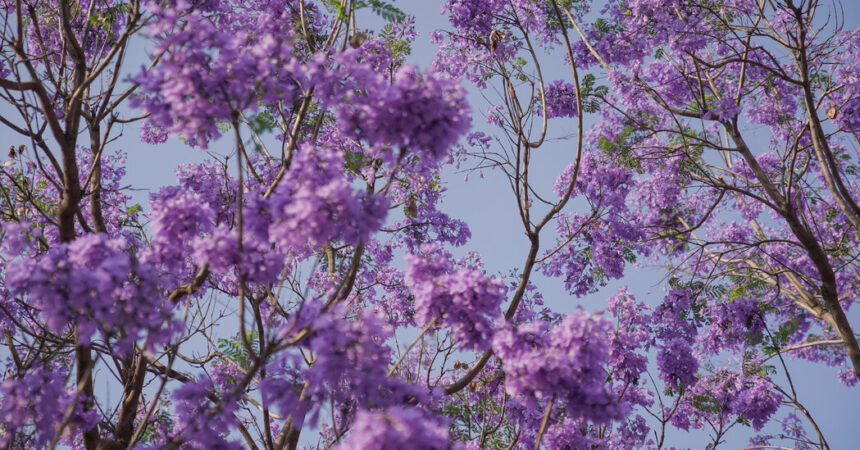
[0, 0, 857, 449]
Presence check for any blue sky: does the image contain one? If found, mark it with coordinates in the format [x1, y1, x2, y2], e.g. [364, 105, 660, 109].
[387, 2, 860, 448]
[3, 0, 854, 447]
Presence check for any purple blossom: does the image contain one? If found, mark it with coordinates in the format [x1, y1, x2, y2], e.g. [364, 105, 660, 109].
[268, 145, 388, 253]
[191, 225, 283, 284]
[656, 338, 699, 389]
[492, 311, 626, 424]
[146, 188, 215, 269]
[405, 243, 506, 350]
[5, 234, 172, 351]
[140, 121, 168, 144]
[838, 368, 858, 387]
[671, 369, 779, 432]
[302, 307, 427, 416]
[699, 296, 763, 354]
[171, 377, 243, 449]
[335, 406, 455, 450]
[135, 0, 305, 147]
[542, 80, 578, 118]
[0, 364, 98, 448]
[606, 288, 651, 384]
[336, 66, 471, 161]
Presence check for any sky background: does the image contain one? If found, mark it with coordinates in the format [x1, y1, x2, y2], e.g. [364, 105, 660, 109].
[2, 0, 858, 448]
[388, 2, 860, 448]
[116, 1, 860, 448]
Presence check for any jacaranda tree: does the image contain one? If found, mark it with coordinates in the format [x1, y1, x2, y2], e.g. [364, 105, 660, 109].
[0, 0, 857, 448]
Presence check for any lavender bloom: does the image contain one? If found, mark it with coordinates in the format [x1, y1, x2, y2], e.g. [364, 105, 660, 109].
[0, 364, 98, 448]
[493, 311, 626, 424]
[268, 145, 388, 253]
[170, 377, 243, 449]
[542, 80, 578, 118]
[656, 338, 699, 389]
[335, 406, 456, 450]
[5, 234, 172, 352]
[146, 188, 216, 269]
[336, 66, 471, 162]
[671, 368, 779, 432]
[405, 244, 507, 350]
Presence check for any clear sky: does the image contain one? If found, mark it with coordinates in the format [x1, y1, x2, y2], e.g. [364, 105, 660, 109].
[387, 2, 860, 448]
[20, 0, 856, 448]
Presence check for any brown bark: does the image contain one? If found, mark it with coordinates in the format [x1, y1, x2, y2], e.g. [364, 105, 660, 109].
[727, 125, 860, 378]
[791, 4, 860, 233]
[114, 355, 147, 446]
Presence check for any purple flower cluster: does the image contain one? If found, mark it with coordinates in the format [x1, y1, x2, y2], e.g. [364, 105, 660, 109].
[672, 369, 780, 432]
[492, 311, 625, 424]
[649, 290, 701, 389]
[140, 122, 168, 145]
[540, 151, 644, 296]
[405, 244, 507, 350]
[357, 18, 418, 75]
[700, 296, 763, 354]
[0, 364, 98, 448]
[146, 188, 216, 270]
[337, 66, 472, 161]
[606, 288, 651, 384]
[656, 338, 699, 389]
[268, 145, 388, 253]
[302, 307, 425, 414]
[335, 406, 455, 450]
[5, 234, 171, 352]
[138, 0, 471, 156]
[171, 376, 242, 449]
[135, 0, 306, 147]
[542, 80, 579, 118]
[191, 224, 283, 285]
[443, 0, 505, 37]
[543, 414, 651, 450]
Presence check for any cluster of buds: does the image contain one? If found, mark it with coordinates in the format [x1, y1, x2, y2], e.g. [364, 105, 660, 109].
[8, 145, 24, 159]
[488, 29, 505, 52]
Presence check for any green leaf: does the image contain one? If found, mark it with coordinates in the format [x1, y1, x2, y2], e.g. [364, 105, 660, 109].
[345, 150, 368, 174]
[357, 0, 406, 22]
[247, 109, 276, 135]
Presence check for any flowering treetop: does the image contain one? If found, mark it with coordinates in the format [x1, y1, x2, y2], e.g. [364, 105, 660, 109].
[0, 0, 857, 448]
